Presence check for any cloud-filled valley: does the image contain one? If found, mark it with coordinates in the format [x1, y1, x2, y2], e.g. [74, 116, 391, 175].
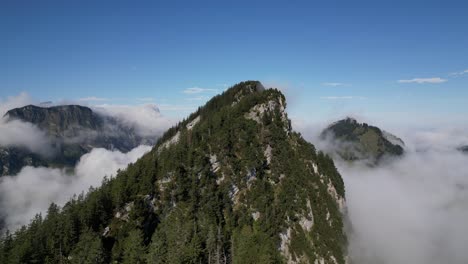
[296, 118, 468, 264]
[341, 146, 468, 264]
[0, 145, 151, 232]
[0, 93, 175, 232]
[1, 91, 468, 263]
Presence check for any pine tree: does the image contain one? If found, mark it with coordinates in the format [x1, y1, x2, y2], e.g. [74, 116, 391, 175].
[69, 229, 104, 264]
[122, 229, 146, 264]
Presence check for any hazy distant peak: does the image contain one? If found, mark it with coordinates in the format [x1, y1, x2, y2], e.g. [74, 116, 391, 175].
[321, 117, 404, 165]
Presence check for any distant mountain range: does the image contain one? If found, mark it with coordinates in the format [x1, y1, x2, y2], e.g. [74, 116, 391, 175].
[0, 105, 157, 176]
[321, 117, 404, 165]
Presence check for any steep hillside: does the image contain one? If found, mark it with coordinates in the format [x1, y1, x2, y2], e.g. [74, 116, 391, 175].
[321, 117, 404, 165]
[0, 81, 348, 263]
[6, 105, 102, 136]
[0, 105, 154, 176]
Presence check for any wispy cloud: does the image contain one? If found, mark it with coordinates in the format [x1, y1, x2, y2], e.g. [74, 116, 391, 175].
[449, 69, 468, 77]
[136, 97, 154, 102]
[320, 96, 367, 100]
[78, 96, 109, 102]
[158, 104, 197, 112]
[398, 77, 447, 84]
[185, 96, 208, 101]
[322, 82, 349, 87]
[183, 87, 218, 94]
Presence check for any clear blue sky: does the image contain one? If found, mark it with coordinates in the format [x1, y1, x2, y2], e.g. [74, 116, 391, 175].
[1, 0, 467, 123]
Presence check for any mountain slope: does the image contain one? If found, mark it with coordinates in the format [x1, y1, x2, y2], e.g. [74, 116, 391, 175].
[5, 105, 102, 135]
[0, 81, 348, 264]
[321, 117, 404, 164]
[0, 105, 155, 176]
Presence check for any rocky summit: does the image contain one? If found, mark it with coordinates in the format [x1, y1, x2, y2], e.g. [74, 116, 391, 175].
[0, 81, 348, 264]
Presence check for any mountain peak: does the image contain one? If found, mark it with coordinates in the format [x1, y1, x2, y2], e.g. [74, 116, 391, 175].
[5, 104, 100, 133]
[1, 81, 348, 263]
[0, 104, 155, 176]
[322, 117, 404, 164]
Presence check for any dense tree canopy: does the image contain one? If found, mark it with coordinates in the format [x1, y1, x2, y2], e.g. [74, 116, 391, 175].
[0, 81, 347, 263]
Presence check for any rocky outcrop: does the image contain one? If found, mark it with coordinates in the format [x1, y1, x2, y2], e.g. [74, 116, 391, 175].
[0, 81, 349, 264]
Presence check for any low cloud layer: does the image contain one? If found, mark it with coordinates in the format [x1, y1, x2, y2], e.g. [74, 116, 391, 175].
[0, 93, 174, 232]
[342, 148, 468, 264]
[0, 145, 151, 231]
[0, 119, 54, 156]
[296, 118, 468, 264]
[0, 93, 175, 156]
[93, 104, 174, 138]
[0, 93, 53, 156]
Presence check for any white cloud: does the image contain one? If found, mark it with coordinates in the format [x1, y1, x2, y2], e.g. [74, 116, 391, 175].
[296, 118, 468, 264]
[78, 96, 109, 102]
[398, 77, 447, 84]
[182, 87, 218, 94]
[320, 96, 367, 100]
[322, 82, 348, 87]
[0, 92, 34, 117]
[0, 145, 152, 231]
[0, 119, 54, 156]
[0, 93, 175, 155]
[341, 146, 468, 264]
[0, 93, 53, 156]
[93, 104, 175, 137]
[0, 94, 172, 231]
[449, 69, 468, 77]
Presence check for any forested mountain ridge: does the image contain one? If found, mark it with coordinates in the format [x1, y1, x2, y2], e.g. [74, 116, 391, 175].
[0, 81, 348, 263]
[0, 105, 153, 176]
[321, 117, 404, 165]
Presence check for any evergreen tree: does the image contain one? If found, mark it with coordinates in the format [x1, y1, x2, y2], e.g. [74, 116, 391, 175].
[69, 229, 104, 264]
[122, 229, 146, 264]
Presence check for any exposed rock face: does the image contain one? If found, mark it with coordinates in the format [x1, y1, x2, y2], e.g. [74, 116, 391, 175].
[321, 117, 404, 165]
[0, 105, 157, 176]
[0, 147, 47, 176]
[0, 81, 349, 264]
[148, 82, 348, 263]
[5, 105, 102, 137]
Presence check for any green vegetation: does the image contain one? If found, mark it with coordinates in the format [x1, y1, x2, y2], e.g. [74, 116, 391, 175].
[0, 81, 347, 263]
[0, 104, 152, 176]
[321, 117, 404, 164]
